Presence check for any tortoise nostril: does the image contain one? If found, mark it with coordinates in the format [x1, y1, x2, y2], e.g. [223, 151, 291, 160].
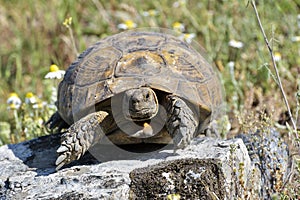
[145, 93, 150, 99]
[132, 98, 139, 104]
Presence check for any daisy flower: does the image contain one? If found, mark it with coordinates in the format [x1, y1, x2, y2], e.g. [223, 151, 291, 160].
[228, 39, 244, 49]
[45, 64, 65, 79]
[178, 33, 196, 43]
[142, 9, 159, 17]
[117, 20, 137, 30]
[32, 101, 47, 109]
[7, 93, 22, 110]
[25, 92, 38, 104]
[274, 52, 281, 62]
[172, 22, 185, 32]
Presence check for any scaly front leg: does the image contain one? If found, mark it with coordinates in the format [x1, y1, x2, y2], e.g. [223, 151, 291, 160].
[165, 95, 199, 150]
[55, 111, 113, 170]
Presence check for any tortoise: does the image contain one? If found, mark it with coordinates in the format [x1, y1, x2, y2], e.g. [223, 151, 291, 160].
[47, 30, 223, 170]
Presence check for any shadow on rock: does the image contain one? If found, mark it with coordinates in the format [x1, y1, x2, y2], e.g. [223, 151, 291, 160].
[2, 133, 174, 176]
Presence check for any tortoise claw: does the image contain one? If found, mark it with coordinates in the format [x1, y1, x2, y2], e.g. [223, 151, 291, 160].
[55, 153, 68, 170]
[56, 145, 69, 153]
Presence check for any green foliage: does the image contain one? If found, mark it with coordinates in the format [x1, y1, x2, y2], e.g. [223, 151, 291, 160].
[5, 89, 57, 143]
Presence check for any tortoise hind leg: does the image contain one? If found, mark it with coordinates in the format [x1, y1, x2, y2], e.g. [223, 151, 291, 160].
[165, 95, 199, 150]
[55, 111, 113, 170]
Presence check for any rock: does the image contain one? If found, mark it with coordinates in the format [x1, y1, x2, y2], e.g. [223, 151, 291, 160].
[0, 130, 289, 199]
[130, 158, 227, 199]
[236, 129, 290, 199]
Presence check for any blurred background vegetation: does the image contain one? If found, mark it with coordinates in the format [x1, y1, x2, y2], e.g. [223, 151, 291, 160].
[0, 0, 299, 140]
[0, 0, 299, 197]
[2, 0, 299, 139]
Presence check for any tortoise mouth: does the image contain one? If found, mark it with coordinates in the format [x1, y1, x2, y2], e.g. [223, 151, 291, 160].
[128, 108, 156, 121]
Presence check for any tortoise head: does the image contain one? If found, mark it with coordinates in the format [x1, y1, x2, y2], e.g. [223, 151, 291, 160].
[123, 87, 158, 121]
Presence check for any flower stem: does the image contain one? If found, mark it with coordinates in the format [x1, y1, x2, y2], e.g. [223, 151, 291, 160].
[13, 109, 21, 142]
[68, 27, 78, 56]
[251, 0, 298, 144]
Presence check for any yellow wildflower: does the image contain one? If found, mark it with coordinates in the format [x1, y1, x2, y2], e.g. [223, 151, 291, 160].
[63, 17, 72, 28]
[142, 9, 159, 17]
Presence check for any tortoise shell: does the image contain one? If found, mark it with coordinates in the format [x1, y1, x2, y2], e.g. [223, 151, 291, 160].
[57, 31, 223, 132]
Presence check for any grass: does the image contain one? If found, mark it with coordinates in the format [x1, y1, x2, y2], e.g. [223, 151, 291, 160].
[0, 0, 299, 197]
[0, 1, 298, 125]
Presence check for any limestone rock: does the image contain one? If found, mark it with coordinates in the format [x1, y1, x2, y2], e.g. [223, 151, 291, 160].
[0, 130, 289, 199]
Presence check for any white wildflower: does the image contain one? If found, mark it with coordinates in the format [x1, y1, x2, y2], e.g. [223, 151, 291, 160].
[117, 20, 137, 30]
[227, 61, 235, 68]
[45, 64, 65, 79]
[25, 92, 38, 104]
[142, 9, 159, 17]
[7, 93, 22, 110]
[172, 22, 185, 32]
[178, 33, 196, 43]
[229, 39, 244, 49]
[274, 52, 281, 62]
